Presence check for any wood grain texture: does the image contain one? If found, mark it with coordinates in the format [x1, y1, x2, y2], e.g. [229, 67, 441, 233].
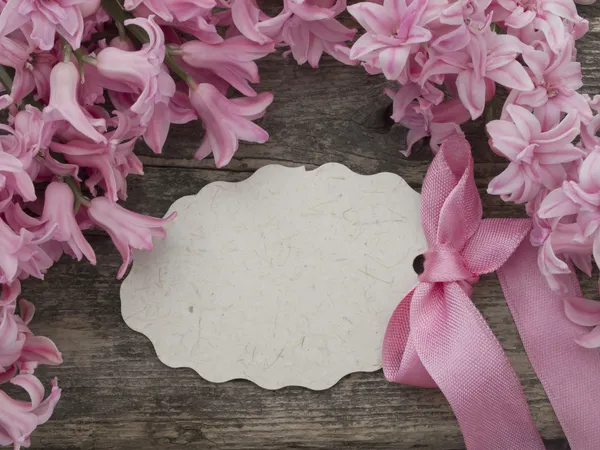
[22, 4, 600, 448]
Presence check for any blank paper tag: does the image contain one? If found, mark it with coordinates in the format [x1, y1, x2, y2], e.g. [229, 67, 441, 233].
[121, 164, 426, 390]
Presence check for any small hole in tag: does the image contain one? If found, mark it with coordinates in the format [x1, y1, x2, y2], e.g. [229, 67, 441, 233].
[413, 254, 425, 275]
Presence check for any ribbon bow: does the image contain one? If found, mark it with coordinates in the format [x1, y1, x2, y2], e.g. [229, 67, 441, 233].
[383, 136, 600, 449]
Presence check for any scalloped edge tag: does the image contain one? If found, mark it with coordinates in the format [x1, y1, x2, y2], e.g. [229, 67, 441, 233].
[121, 163, 426, 390]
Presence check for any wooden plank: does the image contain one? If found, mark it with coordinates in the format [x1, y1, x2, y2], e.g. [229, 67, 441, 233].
[24, 4, 600, 448]
[26, 164, 598, 449]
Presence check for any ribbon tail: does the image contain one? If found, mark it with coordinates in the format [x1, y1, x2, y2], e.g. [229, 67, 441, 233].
[383, 287, 437, 388]
[412, 282, 545, 450]
[498, 239, 600, 450]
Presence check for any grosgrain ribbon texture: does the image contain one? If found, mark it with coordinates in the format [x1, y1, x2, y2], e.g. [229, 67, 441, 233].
[382, 135, 600, 450]
[498, 243, 600, 450]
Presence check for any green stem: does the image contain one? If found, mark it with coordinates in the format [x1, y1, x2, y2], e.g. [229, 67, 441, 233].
[115, 21, 127, 41]
[62, 39, 73, 63]
[0, 65, 13, 94]
[165, 53, 194, 85]
[101, 0, 195, 86]
[101, 0, 148, 43]
[64, 177, 91, 211]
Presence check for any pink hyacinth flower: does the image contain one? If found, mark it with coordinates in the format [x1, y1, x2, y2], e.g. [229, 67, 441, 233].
[43, 61, 107, 144]
[0, 216, 57, 284]
[422, 32, 534, 119]
[492, 0, 587, 52]
[0, 375, 61, 449]
[487, 105, 583, 203]
[179, 36, 274, 97]
[538, 147, 600, 223]
[348, 0, 438, 80]
[227, 0, 283, 45]
[95, 16, 175, 125]
[1, 284, 62, 366]
[385, 82, 469, 154]
[0, 150, 35, 206]
[0, 279, 63, 380]
[0, 36, 36, 104]
[0, 0, 87, 50]
[41, 182, 96, 264]
[265, 0, 357, 67]
[511, 38, 593, 126]
[536, 222, 592, 292]
[436, 0, 492, 52]
[564, 297, 600, 348]
[87, 197, 176, 279]
[0, 285, 25, 369]
[279, 12, 357, 67]
[190, 83, 273, 167]
[580, 114, 600, 152]
[13, 106, 57, 160]
[50, 114, 143, 202]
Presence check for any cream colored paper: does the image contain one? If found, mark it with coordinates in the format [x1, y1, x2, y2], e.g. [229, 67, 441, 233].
[121, 163, 426, 390]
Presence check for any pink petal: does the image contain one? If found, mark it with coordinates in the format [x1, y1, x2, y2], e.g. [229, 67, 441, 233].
[18, 299, 35, 325]
[0, 0, 29, 40]
[378, 46, 411, 80]
[571, 253, 593, 277]
[537, 111, 580, 145]
[228, 92, 274, 118]
[522, 47, 550, 79]
[287, 0, 336, 21]
[543, 0, 579, 21]
[0, 152, 23, 173]
[515, 87, 548, 108]
[30, 11, 57, 51]
[347, 2, 393, 34]
[505, 7, 536, 28]
[419, 57, 463, 83]
[440, 1, 465, 25]
[536, 146, 584, 164]
[349, 33, 388, 60]
[231, 0, 273, 44]
[309, 18, 356, 42]
[575, 325, 600, 348]
[306, 36, 324, 68]
[10, 375, 44, 410]
[31, 377, 61, 425]
[487, 61, 535, 92]
[564, 296, 600, 327]
[486, 120, 529, 159]
[323, 42, 358, 66]
[537, 188, 580, 218]
[506, 104, 541, 141]
[552, 91, 593, 123]
[143, 106, 170, 154]
[20, 336, 63, 366]
[431, 25, 470, 53]
[534, 15, 565, 53]
[405, 25, 432, 45]
[456, 70, 486, 119]
[488, 162, 528, 198]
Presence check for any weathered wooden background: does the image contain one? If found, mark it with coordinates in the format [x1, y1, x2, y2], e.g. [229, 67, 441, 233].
[24, 3, 600, 449]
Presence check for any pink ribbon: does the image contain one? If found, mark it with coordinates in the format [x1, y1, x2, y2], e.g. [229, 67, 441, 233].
[383, 136, 600, 449]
